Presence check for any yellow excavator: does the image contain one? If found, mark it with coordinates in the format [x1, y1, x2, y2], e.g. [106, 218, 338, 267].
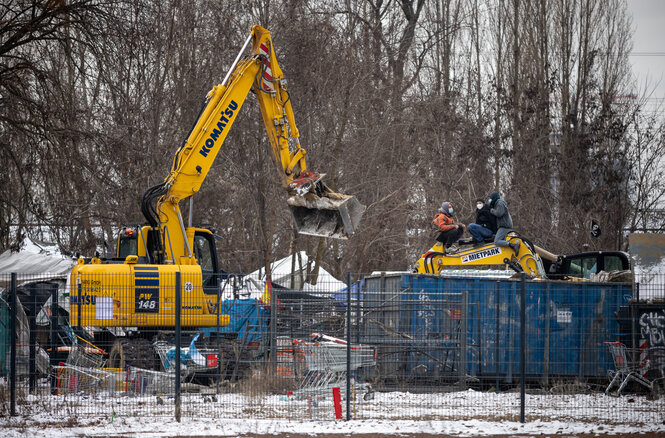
[69, 26, 364, 367]
[414, 233, 547, 278]
[414, 234, 633, 281]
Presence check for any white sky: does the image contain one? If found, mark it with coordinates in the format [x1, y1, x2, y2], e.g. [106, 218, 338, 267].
[628, 0, 665, 113]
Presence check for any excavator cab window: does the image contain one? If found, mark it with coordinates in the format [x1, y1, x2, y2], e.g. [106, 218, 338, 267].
[604, 255, 625, 272]
[567, 256, 597, 279]
[118, 235, 138, 259]
[116, 227, 155, 263]
[117, 228, 139, 259]
[193, 232, 219, 294]
[194, 236, 213, 271]
[553, 251, 630, 280]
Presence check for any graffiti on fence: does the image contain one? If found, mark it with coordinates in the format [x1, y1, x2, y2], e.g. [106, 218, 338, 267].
[639, 309, 665, 377]
[640, 310, 665, 347]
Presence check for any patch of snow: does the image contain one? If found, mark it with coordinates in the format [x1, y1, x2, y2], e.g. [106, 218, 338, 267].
[245, 251, 310, 284]
[370, 270, 411, 276]
[238, 251, 346, 298]
[0, 238, 74, 277]
[634, 261, 665, 301]
[19, 237, 63, 257]
[0, 389, 663, 437]
[1, 418, 662, 437]
[367, 270, 516, 280]
[301, 268, 347, 294]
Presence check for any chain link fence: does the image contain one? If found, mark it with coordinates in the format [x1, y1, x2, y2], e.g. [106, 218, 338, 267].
[0, 270, 663, 425]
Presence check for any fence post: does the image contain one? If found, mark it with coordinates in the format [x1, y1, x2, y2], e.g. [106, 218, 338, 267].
[77, 277, 82, 330]
[543, 282, 551, 387]
[631, 283, 639, 350]
[216, 277, 222, 394]
[175, 271, 181, 422]
[460, 290, 468, 387]
[10, 272, 17, 416]
[346, 272, 351, 421]
[270, 275, 276, 376]
[495, 281, 500, 391]
[50, 283, 58, 395]
[29, 284, 36, 394]
[356, 276, 361, 344]
[520, 273, 526, 424]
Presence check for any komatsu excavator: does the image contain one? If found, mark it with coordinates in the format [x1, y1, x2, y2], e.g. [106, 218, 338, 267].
[69, 26, 364, 368]
[414, 233, 547, 278]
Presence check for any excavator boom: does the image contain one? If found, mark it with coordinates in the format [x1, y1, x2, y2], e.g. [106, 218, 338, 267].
[68, 26, 364, 370]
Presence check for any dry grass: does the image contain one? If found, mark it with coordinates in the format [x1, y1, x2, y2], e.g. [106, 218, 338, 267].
[0, 381, 27, 416]
[231, 369, 299, 396]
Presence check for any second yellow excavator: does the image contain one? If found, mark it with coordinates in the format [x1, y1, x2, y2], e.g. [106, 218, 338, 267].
[413, 233, 547, 278]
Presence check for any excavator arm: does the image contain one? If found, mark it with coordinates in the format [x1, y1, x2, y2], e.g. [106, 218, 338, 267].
[141, 26, 364, 264]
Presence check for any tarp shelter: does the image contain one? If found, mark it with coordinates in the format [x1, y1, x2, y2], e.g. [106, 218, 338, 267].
[200, 298, 269, 343]
[0, 238, 75, 285]
[0, 239, 73, 376]
[240, 251, 346, 299]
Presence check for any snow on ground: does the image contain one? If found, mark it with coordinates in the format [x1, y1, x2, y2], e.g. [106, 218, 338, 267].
[1, 389, 663, 437]
[1, 414, 663, 437]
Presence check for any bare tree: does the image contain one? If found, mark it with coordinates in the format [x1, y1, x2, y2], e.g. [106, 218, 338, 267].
[626, 97, 665, 235]
[0, 0, 110, 252]
[0, 0, 652, 277]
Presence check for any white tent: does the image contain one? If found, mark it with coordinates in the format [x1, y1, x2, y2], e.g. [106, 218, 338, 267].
[238, 251, 346, 299]
[0, 238, 75, 282]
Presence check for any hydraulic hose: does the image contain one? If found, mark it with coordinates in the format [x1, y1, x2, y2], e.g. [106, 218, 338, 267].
[141, 182, 168, 263]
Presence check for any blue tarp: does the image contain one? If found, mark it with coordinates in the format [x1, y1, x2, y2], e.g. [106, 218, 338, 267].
[165, 333, 207, 369]
[200, 298, 269, 343]
[332, 279, 363, 304]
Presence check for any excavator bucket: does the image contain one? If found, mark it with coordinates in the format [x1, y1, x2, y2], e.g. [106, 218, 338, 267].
[287, 192, 365, 239]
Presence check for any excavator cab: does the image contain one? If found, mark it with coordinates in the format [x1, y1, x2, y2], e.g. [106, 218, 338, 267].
[116, 226, 221, 289]
[116, 226, 154, 262]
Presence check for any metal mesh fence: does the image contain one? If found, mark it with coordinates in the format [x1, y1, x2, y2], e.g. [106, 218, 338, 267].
[0, 270, 663, 425]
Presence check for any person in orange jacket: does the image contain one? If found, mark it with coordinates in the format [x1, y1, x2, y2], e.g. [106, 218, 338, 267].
[434, 201, 465, 254]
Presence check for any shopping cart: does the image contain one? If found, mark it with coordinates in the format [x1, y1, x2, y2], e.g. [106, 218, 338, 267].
[122, 366, 175, 394]
[604, 341, 654, 396]
[289, 333, 376, 402]
[54, 337, 110, 394]
[66, 344, 106, 369]
[153, 338, 219, 375]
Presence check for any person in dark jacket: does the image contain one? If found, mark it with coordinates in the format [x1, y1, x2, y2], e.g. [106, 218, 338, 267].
[487, 192, 520, 253]
[467, 197, 497, 243]
[433, 201, 465, 254]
